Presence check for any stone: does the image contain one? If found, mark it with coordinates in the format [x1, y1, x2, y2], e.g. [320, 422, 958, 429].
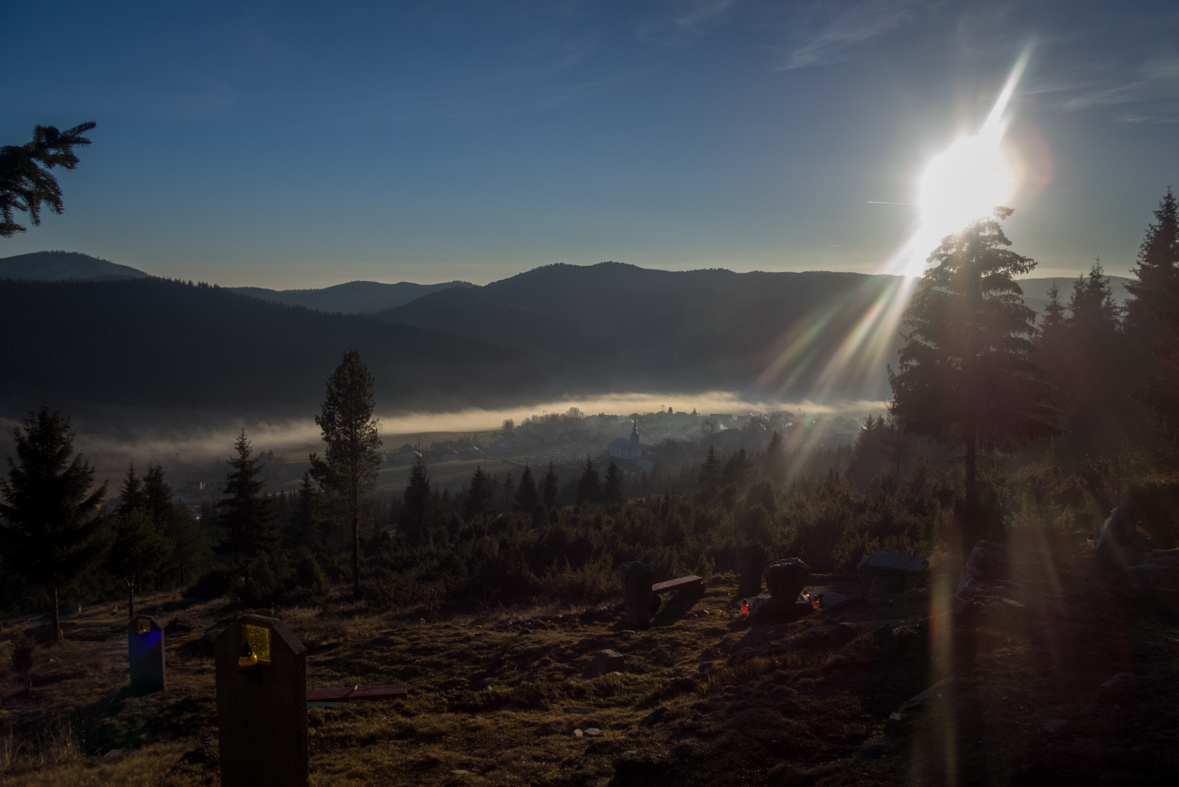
[1044, 718, 1068, 735]
[1099, 672, 1136, 703]
[955, 541, 1007, 599]
[574, 729, 584, 737]
[128, 616, 166, 693]
[763, 558, 810, 601]
[859, 551, 929, 598]
[104, 749, 123, 758]
[736, 541, 767, 598]
[817, 591, 848, 610]
[638, 707, 668, 728]
[859, 737, 896, 759]
[884, 712, 904, 736]
[582, 649, 626, 679]
[618, 562, 655, 629]
[215, 615, 308, 787]
[584, 728, 603, 737]
[698, 661, 714, 675]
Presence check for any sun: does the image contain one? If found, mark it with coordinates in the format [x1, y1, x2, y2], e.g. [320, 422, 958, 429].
[918, 130, 1011, 243]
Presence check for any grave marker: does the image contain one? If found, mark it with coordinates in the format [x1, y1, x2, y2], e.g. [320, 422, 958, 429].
[127, 616, 165, 693]
[736, 541, 767, 598]
[618, 561, 655, 629]
[215, 614, 308, 787]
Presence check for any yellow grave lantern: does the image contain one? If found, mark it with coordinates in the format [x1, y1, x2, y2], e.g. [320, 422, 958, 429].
[238, 620, 272, 669]
[137, 617, 151, 635]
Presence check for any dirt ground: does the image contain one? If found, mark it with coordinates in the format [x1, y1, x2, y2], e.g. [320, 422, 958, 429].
[1, 554, 1177, 786]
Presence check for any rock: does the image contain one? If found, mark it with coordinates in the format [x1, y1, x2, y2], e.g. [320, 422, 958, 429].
[906, 677, 954, 706]
[1099, 672, 1136, 703]
[582, 649, 626, 679]
[1044, 718, 1068, 735]
[859, 551, 929, 597]
[735, 647, 757, 660]
[817, 591, 848, 609]
[451, 770, 473, 776]
[736, 541, 767, 598]
[698, 661, 714, 675]
[638, 707, 668, 728]
[859, 737, 896, 759]
[584, 728, 603, 737]
[574, 729, 584, 737]
[618, 562, 655, 629]
[764, 558, 810, 601]
[884, 712, 904, 736]
[104, 749, 123, 758]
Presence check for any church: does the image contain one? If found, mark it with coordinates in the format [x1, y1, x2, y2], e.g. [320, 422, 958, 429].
[609, 419, 642, 461]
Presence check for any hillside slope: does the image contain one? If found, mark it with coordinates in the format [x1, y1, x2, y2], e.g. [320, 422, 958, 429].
[0, 251, 148, 281]
[232, 279, 474, 314]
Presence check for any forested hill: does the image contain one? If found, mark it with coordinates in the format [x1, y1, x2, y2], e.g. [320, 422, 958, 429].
[374, 262, 907, 400]
[0, 251, 148, 281]
[0, 278, 551, 414]
[231, 280, 475, 314]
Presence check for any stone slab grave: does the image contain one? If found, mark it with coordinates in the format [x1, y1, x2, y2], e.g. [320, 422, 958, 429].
[736, 541, 767, 598]
[306, 683, 409, 709]
[858, 551, 929, 598]
[619, 561, 655, 629]
[216, 614, 308, 787]
[649, 574, 705, 613]
[127, 616, 165, 693]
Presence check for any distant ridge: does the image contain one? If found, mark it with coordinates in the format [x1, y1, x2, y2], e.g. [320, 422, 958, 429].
[0, 251, 148, 282]
[233, 279, 475, 315]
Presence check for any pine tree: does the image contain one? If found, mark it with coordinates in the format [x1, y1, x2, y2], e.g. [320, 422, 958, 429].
[284, 471, 319, 549]
[165, 504, 208, 587]
[1, 122, 96, 237]
[0, 405, 107, 643]
[1039, 283, 1067, 336]
[464, 465, 492, 520]
[310, 350, 382, 598]
[514, 464, 539, 512]
[402, 454, 433, 541]
[216, 430, 278, 568]
[698, 446, 721, 497]
[142, 463, 173, 535]
[602, 461, 625, 505]
[118, 464, 146, 516]
[765, 432, 785, 480]
[106, 507, 168, 620]
[575, 456, 602, 505]
[1068, 261, 1122, 334]
[541, 462, 560, 508]
[890, 208, 1055, 541]
[501, 472, 515, 513]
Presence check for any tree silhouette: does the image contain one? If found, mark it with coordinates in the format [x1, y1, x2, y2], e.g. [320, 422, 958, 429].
[464, 465, 492, 520]
[513, 464, 539, 513]
[698, 446, 721, 498]
[890, 209, 1055, 541]
[402, 454, 433, 541]
[602, 461, 625, 506]
[541, 462, 560, 508]
[0, 405, 106, 643]
[311, 350, 382, 597]
[217, 430, 278, 572]
[1, 122, 96, 237]
[106, 507, 167, 621]
[575, 456, 602, 506]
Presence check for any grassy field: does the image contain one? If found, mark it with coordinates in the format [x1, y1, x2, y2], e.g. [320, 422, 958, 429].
[1, 558, 1177, 786]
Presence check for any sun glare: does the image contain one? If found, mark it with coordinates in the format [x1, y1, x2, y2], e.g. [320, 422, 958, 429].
[918, 131, 1011, 247]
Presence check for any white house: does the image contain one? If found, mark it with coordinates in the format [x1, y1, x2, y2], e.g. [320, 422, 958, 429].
[609, 419, 642, 461]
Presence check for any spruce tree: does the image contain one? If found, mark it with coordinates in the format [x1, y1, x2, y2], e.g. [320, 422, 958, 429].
[216, 430, 278, 568]
[0, 405, 107, 643]
[284, 471, 319, 549]
[765, 432, 785, 480]
[541, 462, 560, 508]
[698, 446, 721, 497]
[106, 507, 167, 620]
[142, 463, 173, 535]
[575, 456, 602, 505]
[464, 465, 492, 520]
[514, 464, 539, 512]
[402, 454, 433, 541]
[118, 464, 146, 515]
[310, 350, 382, 598]
[1, 122, 96, 237]
[602, 461, 625, 506]
[890, 209, 1055, 541]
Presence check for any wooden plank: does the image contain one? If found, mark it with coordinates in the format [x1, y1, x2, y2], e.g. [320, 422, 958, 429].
[306, 686, 355, 703]
[651, 575, 703, 594]
[347, 683, 408, 702]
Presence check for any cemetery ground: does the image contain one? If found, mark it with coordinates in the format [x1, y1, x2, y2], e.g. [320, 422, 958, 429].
[1, 554, 1178, 786]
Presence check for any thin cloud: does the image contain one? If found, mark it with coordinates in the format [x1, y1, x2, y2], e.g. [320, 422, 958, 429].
[674, 0, 737, 35]
[776, 0, 931, 71]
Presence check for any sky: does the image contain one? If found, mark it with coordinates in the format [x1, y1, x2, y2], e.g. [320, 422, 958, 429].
[3, 0, 1178, 288]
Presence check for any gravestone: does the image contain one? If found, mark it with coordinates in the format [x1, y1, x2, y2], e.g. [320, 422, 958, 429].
[764, 558, 810, 601]
[215, 615, 308, 787]
[736, 541, 767, 598]
[127, 616, 165, 693]
[618, 561, 655, 629]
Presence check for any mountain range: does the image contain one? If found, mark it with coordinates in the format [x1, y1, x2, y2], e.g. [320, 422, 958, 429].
[0, 251, 1139, 416]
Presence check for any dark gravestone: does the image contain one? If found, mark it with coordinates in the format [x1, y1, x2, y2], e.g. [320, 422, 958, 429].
[128, 616, 165, 693]
[764, 558, 810, 601]
[215, 615, 308, 787]
[736, 541, 767, 598]
[618, 561, 655, 629]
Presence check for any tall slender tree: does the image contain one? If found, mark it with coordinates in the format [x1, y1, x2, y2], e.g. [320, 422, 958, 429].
[541, 462, 560, 508]
[890, 208, 1055, 542]
[106, 507, 167, 620]
[401, 454, 433, 542]
[464, 465, 492, 520]
[513, 464, 539, 512]
[217, 430, 278, 569]
[575, 456, 602, 506]
[0, 405, 106, 643]
[311, 350, 382, 598]
[602, 461, 625, 506]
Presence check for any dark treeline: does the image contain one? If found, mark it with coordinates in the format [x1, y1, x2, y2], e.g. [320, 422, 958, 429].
[2, 189, 1178, 625]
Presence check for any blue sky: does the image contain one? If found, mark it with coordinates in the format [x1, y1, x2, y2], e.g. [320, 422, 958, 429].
[3, 0, 1177, 287]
